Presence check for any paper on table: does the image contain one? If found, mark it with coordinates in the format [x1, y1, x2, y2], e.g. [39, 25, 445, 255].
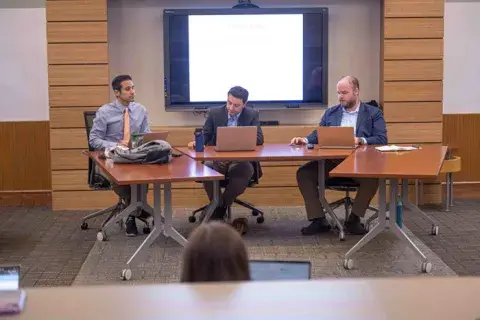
[375, 145, 419, 152]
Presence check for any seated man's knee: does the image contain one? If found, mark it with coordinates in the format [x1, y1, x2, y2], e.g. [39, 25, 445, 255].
[296, 164, 312, 183]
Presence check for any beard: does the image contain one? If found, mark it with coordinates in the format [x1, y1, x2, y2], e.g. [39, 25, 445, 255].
[340, 98, 356, 110]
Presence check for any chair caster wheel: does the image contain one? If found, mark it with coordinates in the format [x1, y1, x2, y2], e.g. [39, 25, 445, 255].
[143, 227, 151, 234]
[339, 231, 345, 241]
[431, 226, 439, 236]
[121, 269, 132, 281]
[252, 209, 261, 217]
[188, 216, 196, 223]
[232, 218, 248, 235]
[96, 231, 107, 241]
[256, 216, 264, 224]
[421, 262, 432, 273]
[80, 222, 88, 230]
[343, 259, 354, 270]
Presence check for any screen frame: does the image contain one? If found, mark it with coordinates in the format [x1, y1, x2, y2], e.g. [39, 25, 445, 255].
[163, 7, 329, 112]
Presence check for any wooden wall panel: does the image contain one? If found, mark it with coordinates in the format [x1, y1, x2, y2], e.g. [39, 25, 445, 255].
[49, 86, 109, 107]
[382, 0, 444, 204]
[384, 18, 443, 38]
[47, 22, 108, 43]
[383, 81, 442, 102]
[384, 39, 443, 60]
[443, 114, 480, 182]
[383, 102, 442, 122]
[387, 123, 442, 143]
[384, 60, 443, 81]
[48, 65, 109, 86]
[385, 0, 444, 18]
[46, 0, 107, 22]
[47, 43, 109, 65]
[50, 107, 98, 128]
[0, 122, 51, 192]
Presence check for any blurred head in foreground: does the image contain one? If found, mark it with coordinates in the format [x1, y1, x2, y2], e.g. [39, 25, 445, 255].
[180, 222, 250, 282]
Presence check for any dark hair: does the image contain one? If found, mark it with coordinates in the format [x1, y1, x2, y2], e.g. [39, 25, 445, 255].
[180, 222, 251, 283]
[228, 86, 249, 104]
[112, 75, 133, 92]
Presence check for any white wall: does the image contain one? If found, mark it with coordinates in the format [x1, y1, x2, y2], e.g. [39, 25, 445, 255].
[444, 0, 480, 114]
[0, 0, 49, 122]
[108, 0, 381, 126]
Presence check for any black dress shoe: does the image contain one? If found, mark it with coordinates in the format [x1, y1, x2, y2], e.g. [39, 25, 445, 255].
[345, 213, 367, 235]
[301, 217, 331, 235]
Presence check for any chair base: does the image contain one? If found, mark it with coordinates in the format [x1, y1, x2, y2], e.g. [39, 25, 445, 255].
[189, 198, 264, 224]
[329, 195, 379, 228]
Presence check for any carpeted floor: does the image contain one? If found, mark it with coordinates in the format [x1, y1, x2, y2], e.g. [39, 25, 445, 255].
[72, 206, 455, 285]
[2, 200, 480, 287]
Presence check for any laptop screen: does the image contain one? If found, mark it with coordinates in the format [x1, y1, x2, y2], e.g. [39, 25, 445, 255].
[249, 260, 311, 281]
[0, 266, 19, 291]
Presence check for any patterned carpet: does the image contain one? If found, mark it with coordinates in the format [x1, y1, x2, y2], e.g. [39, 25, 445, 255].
[72, 206, 455, 285]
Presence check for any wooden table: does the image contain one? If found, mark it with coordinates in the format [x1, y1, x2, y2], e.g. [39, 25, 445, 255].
[330, 145, 448, 273]
[89, 152, 224, 280]
[15, 277, 480, 319]
[176, 144, 353, 240]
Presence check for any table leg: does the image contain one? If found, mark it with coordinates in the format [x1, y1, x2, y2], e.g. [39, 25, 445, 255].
[98, 184, 141, 241]
[317, 160, 345, 241]
[449, 173, 454, 207]
[445, 172, 452, 212]
[201, 180, 220, 223]
[163, 183, 188, 246]
[121, 182, 188, 281]
[344, 179, 388, 268]
[401, 178, 439, 236]
[343, 178, 432, 273]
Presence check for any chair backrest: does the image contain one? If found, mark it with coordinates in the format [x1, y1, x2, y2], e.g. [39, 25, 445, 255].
[84, 111, 96, 151]
[83, 111, 110, 189]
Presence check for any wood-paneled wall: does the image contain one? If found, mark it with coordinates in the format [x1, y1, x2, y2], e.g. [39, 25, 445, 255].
[46, 0, 109, 210]
[443, 114, 480, 182]
[45, 0, 447, 210]
[382, 0, 444, 202]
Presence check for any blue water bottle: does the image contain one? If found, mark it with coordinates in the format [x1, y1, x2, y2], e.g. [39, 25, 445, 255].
[396, 196, 403, 228]
[194, 128, 205, 152]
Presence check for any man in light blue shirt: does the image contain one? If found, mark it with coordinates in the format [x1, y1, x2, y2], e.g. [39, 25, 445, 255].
[89, 75, 151, 237]
[291, 76, 387, 236]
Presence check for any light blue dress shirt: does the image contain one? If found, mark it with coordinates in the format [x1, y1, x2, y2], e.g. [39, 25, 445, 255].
[227, 109, 242, 127]
[306, 104, 366, 144]
[89, 100, 151, 150]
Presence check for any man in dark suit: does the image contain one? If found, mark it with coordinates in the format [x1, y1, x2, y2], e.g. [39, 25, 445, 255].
[189, 86, 264, 220]
[291, 76, 387, 235]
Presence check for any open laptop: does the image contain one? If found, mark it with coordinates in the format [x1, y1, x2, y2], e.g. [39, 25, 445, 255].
[317, 126, 356, 149]
[0, 265, 26, 315]
[249, 260, 311, 281]
[128, 131, 169, 148]
[214, 126, 257, 152]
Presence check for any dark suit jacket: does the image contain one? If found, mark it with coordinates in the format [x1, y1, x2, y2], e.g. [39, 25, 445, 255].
[306, 103, 388, 145]
[203, 105, 264, 181]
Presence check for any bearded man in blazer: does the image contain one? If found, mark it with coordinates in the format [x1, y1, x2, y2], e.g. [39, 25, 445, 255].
[291, 76, 388, 235]
[189, 86, 264, 221]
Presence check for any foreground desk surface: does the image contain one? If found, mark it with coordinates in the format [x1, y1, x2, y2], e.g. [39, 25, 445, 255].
[175, 144, 353, 161]
[17, 277, 480, 319]
[330, 145, 448, 179]
[89, 151, 224, 185]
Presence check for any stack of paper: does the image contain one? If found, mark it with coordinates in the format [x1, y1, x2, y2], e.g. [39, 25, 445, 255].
[375, 145, 419, 152]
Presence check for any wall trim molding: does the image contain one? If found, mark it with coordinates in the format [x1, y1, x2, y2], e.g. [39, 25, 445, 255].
[0, 190, 51, 206]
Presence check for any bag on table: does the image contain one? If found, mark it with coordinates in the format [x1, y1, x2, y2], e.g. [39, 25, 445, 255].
[107, 140, 173, 164]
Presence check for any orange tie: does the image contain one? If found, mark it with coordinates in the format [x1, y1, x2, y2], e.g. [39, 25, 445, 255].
[121, 108, 130, 145]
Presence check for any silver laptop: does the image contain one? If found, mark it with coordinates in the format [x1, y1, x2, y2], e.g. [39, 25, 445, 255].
[317, 126, 356, 149]
[214, 126, 257, 152]
[249, 260, 311, 281]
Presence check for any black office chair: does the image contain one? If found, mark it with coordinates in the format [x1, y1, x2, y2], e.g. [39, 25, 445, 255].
[188, 162, 265, 226]
[79, 111, 127, 232]
[79, 111, 152, 235]
[326, 177, 378, 228]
